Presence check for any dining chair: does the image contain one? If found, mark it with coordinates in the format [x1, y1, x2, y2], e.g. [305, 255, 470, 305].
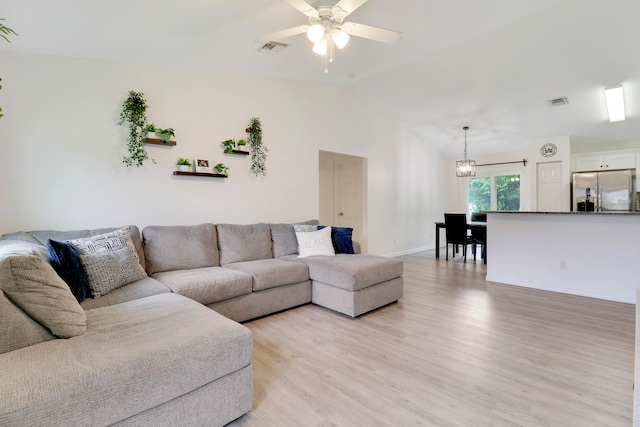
[470, 212, 487, 263]
[444, 213, 474, 262]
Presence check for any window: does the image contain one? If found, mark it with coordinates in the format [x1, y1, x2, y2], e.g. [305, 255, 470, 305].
[468, 174, 520, 216]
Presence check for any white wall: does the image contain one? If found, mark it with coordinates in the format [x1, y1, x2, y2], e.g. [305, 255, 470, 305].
[0, 51, 423, 255]
[377, 125, 447, 256]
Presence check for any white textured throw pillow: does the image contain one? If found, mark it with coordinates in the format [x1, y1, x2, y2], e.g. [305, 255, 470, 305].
[296, 226, 335, 258]
[69, 227, 147, 298]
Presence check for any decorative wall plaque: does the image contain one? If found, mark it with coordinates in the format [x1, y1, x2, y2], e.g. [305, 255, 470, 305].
[540, 143, 558, 158]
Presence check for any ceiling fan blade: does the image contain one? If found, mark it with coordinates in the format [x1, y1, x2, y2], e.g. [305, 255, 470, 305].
[332, 0, 369, 18]
[253, 25, 309, 44]
[341, 22, 402, 44]
[284, 0, 319, 18]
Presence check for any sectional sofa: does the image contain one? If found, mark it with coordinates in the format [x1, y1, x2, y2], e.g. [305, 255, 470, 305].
[0, 221, 403, 426]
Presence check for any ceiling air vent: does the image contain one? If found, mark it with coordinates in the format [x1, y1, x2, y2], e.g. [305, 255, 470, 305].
[548, 97, 570, 107]
[259, 42, 287, 54]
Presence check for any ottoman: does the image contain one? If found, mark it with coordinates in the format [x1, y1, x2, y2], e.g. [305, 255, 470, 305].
[298, 254, 403, 317]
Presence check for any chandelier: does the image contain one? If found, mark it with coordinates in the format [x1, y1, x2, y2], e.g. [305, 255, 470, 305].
[456, 126, 476, 177]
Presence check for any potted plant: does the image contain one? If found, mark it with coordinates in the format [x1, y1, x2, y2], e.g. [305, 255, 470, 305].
[236, 138, 247, 152]
[0, 19, 17, 119]
[221, 139, 236, 154]
[176, 157, 192, 172]
[156, 127, 175, 143]
[214, 163, 229, 176]
[119, 91, 153, 167]
[145, 124, 175, 143]
[247, 117, 268, 176]
[144, 124, 157, 140]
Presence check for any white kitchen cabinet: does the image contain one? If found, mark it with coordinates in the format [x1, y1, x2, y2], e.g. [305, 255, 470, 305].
[574, 151, 636, 171]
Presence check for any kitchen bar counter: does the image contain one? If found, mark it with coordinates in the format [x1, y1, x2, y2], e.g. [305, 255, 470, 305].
[486, 211, 640, 303]
[488, 210, 640, 215]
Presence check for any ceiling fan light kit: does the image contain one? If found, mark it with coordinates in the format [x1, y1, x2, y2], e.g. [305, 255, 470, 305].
[255, 0, 402, 73]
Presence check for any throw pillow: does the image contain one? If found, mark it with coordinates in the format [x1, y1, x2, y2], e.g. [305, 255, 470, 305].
[0, 254, 87, 338]
[295, 226, 335, 258]
[318, 226, 355, 254]
[47, 239, 90, 303]
[293, 224, 318, 233]
[69, 227, 147, 298]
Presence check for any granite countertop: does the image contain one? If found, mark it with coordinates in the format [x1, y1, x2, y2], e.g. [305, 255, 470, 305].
[486, 211, 640, 216]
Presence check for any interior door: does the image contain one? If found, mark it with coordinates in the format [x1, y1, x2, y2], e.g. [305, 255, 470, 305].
[334, 158, 365, 246]
[537, 162, 562, 211]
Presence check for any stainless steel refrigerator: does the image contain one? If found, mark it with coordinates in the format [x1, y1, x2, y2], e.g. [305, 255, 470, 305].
[572, 169, 633, 212]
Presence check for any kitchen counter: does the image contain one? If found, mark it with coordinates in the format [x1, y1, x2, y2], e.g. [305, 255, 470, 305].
[487, 210, 640, 215]
[486, 211, 640, 303]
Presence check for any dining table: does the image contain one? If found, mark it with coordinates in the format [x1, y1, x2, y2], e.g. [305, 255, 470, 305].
[434, 221, 487, 262]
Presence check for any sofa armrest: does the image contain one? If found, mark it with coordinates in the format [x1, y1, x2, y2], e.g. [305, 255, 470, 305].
[352, 240, 361, 254]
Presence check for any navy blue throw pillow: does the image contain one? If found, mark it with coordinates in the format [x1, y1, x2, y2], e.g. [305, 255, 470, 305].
[318, 226, 355, 254]
[47, 239, 90, 303]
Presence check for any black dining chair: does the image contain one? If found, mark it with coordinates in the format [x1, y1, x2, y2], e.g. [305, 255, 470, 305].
[470, 212, 487, 263]
[444, 213, 474, 262]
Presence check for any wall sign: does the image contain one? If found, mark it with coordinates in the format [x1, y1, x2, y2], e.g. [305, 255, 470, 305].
[540, 143, 558, 158]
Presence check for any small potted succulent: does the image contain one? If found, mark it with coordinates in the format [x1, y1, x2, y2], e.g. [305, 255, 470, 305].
[235, 138, 247, 152]
[214, 163, 229, 176]
[176, 157, 192, 172]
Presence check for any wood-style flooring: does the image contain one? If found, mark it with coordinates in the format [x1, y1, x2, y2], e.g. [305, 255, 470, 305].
[227, 250, 635, 426]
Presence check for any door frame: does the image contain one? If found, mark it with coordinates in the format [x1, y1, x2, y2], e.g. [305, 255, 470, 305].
[318, 150, 368, 253]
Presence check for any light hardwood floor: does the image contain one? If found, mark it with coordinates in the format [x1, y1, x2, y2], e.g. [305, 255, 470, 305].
[228, 251, 635, 426]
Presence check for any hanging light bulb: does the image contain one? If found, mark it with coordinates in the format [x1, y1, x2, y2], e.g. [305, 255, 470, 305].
[307, 24, 325, 43]
[331, 28, 350, 49]
[312, 37, 328, 55]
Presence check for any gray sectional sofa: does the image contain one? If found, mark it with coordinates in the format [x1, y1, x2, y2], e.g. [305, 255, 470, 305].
[0, 221, 403, 426]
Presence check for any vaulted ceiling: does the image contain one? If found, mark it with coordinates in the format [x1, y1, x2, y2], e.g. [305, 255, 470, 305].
[2, 0, 639, 157]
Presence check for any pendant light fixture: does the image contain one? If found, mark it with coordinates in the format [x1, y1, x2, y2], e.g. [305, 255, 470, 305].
[456, 126, 476, 177]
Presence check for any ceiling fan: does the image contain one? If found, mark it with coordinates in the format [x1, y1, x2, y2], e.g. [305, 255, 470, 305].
[254, 0, 402, 73]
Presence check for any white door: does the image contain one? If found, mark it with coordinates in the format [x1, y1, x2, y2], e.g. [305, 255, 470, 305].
[537, 162, 563, 211]
[334, 157, 365, 247]
[318, 151, 367, 253]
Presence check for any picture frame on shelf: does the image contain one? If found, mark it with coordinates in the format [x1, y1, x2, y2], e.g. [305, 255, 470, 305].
[195, 159, 212, 173]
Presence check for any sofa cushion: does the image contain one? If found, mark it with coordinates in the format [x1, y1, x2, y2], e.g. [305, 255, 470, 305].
[270, 220, 319, 258]
[225, 259, 310, 291]
[151, 267, 253, 305]
[79, 277, 170, 310]
[0, 289, 55, 354]
[0, 239, 48, 258]
[217, 223, 272, 265]
[0, 254, 87, 338]
[0, 293, 253, 427]
[5, 225, 147, 270]
[143, 224, 219, 274]
[47, 239, 90, 303]
[296, 254, 403, 291]
[69, 228, 147, 298]
[296, 227, 335, 258]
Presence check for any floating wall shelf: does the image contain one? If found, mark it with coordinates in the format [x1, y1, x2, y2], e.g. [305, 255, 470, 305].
[146, 138, 176, 146]
[226, 150, 249, 156]
[173, 171, 227, 178]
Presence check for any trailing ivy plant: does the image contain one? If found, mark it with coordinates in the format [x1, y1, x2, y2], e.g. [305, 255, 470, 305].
[0, 18, 17, 119]
[0, 18, 17, 42]
[118, 91, 154, 167]
[247, 117, 268, 176]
